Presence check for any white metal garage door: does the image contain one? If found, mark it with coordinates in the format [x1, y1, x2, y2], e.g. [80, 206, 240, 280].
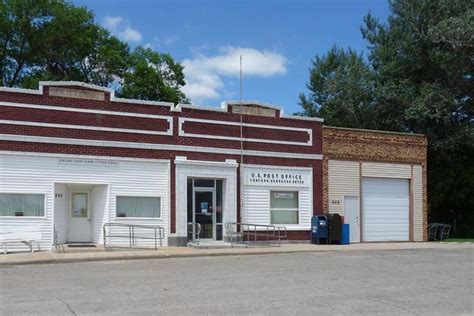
[362, 178, 409, 241]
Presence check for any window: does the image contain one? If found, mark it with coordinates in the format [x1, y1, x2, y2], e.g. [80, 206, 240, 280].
[72, 193, 88, 218]
[116, 196, 161, 218]
[0, 193, 45, 217]
[270, 191, 299, 224]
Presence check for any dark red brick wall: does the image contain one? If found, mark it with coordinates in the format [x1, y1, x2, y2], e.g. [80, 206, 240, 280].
[241, 231, 310, 241]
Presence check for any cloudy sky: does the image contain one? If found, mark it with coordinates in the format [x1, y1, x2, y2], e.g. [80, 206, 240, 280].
[74, 0, 389, 114]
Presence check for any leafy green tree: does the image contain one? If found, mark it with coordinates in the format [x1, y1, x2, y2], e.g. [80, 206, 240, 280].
[119, 47, 189, 104]
[299, 46, 377, 129]
[0, 0, 188, 103]
[300, 0, 474, 237]
[0, 0, 129, 88]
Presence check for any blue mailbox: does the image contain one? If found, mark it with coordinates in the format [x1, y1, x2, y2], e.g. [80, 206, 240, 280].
[311, 215, 328, 244]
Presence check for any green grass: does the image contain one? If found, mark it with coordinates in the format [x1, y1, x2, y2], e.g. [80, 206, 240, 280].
[441, 238, 474, 243]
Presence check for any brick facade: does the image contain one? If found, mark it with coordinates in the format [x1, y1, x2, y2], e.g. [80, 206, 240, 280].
[0, 82, 323, 242]
[0, 81, 429, 244]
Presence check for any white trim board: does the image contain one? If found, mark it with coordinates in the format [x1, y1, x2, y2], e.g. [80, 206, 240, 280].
[0, 120, 172, 136]
[174, 157, 238, 168]
[0, 101, 173, 135]
[179, 117, 312, 146]
[0, 134, 323, 160]
[0, 101, 173, 120]
[0, 150, 170, 163]
[0, 86, 43, 95]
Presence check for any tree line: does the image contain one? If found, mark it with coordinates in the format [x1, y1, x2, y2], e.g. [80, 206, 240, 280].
[0, 0, 188, 104]
[299, 0, 473, 237]
[1, 0, 472, 236]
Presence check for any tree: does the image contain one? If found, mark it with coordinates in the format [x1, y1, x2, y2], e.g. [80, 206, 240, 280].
[299, 0, 474, 237]
[119, 47, 188, 104]
[0, 0, 129, 88]
[0, 0, 188, 103]
[299, 46, 377, 129]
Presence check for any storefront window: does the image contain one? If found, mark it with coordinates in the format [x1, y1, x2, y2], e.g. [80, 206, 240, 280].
[116, 196, 161, 218]
[0, 193, 45, 217]
[270, 191, 299, 224]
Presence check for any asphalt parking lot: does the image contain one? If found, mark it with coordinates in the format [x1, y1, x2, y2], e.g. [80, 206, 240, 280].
[1, 248, 472, 315]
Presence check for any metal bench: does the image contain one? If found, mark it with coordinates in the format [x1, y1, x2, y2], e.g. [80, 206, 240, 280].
[0, 227, 42, 254]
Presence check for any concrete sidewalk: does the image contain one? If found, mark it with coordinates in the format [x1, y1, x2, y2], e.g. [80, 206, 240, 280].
[1, 242, 471, 265]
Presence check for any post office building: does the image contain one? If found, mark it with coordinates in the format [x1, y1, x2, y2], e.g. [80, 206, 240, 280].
[0, 81, 427, 252]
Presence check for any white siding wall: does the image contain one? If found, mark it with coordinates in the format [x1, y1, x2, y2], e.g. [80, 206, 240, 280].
[1, 156, 53, 252]
[242, 188, 270, 224]
[0, 153, 169, 252]
[412, 165, 423, 241]
[54, 183, 67, 244]
[242, 166, 312, 230]
[362, 162, 412, 178]
[328, 160, 360, 215]
[92, 185, 108, 244]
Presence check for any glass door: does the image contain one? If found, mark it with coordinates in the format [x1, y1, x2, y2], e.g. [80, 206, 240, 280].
[194, 189, 215, 239]
[187, 178, 223, 242]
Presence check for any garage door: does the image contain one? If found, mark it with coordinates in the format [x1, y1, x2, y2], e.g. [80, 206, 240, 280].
[362, 178, 409, 241]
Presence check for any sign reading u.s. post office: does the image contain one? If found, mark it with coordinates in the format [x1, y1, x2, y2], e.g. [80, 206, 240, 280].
[243, 167, 311, 187]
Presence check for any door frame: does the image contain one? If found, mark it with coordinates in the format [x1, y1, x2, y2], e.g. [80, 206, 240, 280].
[193, 186, 216, 241]
[67, 190, 92, 243]
[343, 195, 360, 243]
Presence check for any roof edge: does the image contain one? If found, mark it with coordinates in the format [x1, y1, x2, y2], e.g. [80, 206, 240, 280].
[39, 81, 113, 93]
[324, 125, 425, 137]
[222, 100, 283, 113]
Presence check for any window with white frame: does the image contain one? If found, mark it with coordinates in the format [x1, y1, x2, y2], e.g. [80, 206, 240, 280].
[0, 193, 45, 217]
[116, 196, 161, 218]
[270, 191, 299, 224]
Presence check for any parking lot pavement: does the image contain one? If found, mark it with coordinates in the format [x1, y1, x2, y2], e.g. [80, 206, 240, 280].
[1, 248, 472, 315]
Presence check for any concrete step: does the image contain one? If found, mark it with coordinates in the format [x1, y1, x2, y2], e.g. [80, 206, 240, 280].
[187, 241, 248, 249]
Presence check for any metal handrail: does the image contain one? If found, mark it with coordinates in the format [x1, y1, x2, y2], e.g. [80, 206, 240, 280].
[224, 222, 287, 247]
[187, 222, 201, 245]
[103, 222, 165, 250]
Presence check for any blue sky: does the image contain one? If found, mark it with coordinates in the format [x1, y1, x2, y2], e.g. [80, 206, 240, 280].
[74, 0, 390, 114]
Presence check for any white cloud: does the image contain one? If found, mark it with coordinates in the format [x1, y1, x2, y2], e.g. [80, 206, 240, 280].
[182, 46, 287, 102]
[103, 16, 142, 43]
[103, 16, 124, 29]
[121, 26, 142, 42]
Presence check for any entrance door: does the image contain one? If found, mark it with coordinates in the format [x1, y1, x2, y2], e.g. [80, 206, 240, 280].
[68, 191, 92, 242]
[194, 190, 215, 239]
[344, 196, 360, 243]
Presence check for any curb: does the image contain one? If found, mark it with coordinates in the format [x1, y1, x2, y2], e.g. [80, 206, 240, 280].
[1, 243, 471, 266]
[1, 248, 344, 266]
